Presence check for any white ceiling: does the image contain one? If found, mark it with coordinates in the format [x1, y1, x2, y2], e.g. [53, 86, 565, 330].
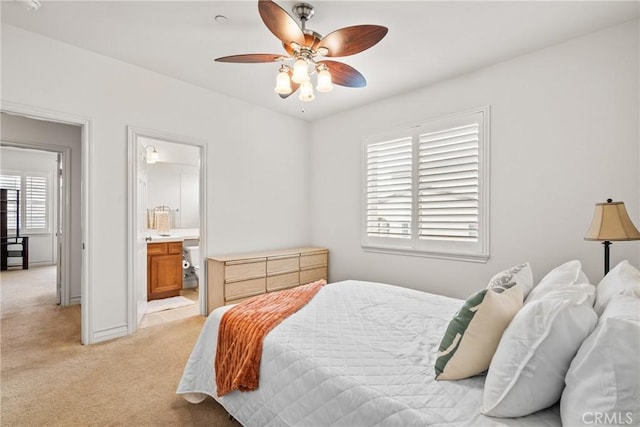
[2, 1, 638, 122]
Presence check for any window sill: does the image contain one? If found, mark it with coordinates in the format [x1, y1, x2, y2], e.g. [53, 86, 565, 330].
[6, 231, 51, 236]
[362, 245, 489, 263]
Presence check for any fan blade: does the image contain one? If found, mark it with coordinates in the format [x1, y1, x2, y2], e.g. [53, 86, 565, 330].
[215, 54, 283, 63]
[318, 25, 388, 57]
[318, 60, 366, 88]
[258, 0, 305, 47]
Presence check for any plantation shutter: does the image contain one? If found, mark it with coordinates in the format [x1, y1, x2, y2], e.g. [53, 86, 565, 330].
[1, 175, 21, 230]
[362, 107, 489, 261]
[366, 137, 413, 239]
[25, 175, 47, 230]
[418, 124, 479, 242]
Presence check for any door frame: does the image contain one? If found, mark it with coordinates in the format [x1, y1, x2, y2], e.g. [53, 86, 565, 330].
[1, 100, 92, 345]
[127, 126, 208, 334]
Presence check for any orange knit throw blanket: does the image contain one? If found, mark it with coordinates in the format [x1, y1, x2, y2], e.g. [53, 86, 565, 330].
[215, 279, 326, 396]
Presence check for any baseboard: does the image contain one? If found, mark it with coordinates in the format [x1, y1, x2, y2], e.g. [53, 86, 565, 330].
[70, 295, 81, 305]
[92, 324, 128, 344]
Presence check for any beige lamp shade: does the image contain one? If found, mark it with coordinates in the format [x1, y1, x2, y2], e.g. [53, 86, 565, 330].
[584, 200, 640, 241]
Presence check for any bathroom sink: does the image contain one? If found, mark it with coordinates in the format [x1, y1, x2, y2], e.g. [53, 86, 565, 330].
[158, 234, 171, 237]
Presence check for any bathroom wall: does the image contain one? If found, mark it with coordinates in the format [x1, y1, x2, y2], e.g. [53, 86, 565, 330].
[147, 162, 199, 228]
[143, 137, 200, 229]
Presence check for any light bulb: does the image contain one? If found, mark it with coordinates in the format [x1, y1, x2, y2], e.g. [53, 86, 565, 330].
[292, 58, 310, 84]
[298, 81, 315, 102]
[274, 67, 292, 94]
[316, 67, 333, 93]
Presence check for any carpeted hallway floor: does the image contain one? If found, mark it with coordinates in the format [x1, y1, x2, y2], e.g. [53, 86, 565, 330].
[0, 266, 238, 426]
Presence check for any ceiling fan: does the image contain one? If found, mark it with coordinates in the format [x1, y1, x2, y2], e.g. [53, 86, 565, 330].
[215, 0, 388, 101]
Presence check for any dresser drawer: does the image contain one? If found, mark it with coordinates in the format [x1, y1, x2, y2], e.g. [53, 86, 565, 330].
[300, 266, 327, 285]
[300, 251, 328, 269]
[225, 260, 266, 282]
[267, 255, 299, 275]
[267, 271, 299, 292]
[225, 277, 266, 300]
[225, 294, 258, 306]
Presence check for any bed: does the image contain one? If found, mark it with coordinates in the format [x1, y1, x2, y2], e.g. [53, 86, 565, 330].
[177, 280, 561, 426]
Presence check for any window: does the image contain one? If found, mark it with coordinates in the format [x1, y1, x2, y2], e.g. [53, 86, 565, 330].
[362, 107, 490, 262]
[1, 172, 50, 234]
[25, 176, 47, 230]
[1, 175, 20, 231]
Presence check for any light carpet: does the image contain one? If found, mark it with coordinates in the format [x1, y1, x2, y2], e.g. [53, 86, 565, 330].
[1, 266, 238, 426]
[146, 295, 195, 314]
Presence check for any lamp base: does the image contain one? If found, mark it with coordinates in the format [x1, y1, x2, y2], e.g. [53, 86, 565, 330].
[602, 240, 611, 276]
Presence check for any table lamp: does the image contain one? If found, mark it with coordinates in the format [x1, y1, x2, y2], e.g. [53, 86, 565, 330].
[584, 199, 640, 275]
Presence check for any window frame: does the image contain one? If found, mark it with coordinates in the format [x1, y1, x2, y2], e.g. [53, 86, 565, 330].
[361, 106, 490, 263]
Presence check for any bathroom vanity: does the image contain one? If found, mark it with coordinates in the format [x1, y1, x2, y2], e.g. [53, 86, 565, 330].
[145, 228, 200, 301]
[147, 241, 183, 301]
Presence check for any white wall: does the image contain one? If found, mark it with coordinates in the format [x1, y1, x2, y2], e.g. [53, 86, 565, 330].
[0, 145, 58, 265]
[2, 25, 311, 342]
[309, 20, 640, 300]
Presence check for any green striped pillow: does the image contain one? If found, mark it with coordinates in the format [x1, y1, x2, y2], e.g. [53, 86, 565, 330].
[435, 281, 523, 380]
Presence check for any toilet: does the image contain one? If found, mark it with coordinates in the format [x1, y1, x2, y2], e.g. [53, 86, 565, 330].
[184, 244, 200, 285]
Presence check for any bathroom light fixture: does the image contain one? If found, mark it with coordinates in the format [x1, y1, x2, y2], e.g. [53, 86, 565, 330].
[145, 145, 159, 164]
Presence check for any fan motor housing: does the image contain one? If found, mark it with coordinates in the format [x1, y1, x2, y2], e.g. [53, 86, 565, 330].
[292, 3, 315, 22]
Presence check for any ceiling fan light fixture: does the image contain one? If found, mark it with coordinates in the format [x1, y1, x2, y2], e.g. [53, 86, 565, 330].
[214, 0, 388, 102]
[275, 66, 293, 94]
[292, 58, 310, 83]
[299, 80, 315, 102]
[316, 65, 333, 92]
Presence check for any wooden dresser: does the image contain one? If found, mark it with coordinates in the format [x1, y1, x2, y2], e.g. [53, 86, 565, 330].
[207, 247, 328, 314]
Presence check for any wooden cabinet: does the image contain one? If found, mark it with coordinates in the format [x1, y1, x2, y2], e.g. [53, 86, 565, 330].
[207, 247, 328, 314]
[147, 241, 183, 301]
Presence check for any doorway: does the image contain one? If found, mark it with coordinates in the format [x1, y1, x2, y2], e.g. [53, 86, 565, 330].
[1, 147, 62, 303]
[0, 116, 81, 312]
[1, 104, 91, 344]
[127, 126, 207, 334]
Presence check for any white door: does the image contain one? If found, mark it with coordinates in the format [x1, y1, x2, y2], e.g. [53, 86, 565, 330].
[135, 141, 148, 325]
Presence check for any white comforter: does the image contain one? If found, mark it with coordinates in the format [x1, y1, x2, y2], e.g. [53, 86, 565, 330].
[177, 280, 560, 426]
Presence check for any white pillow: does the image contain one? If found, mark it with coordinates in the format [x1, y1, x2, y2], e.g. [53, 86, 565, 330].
[487, 262, 534, 298]
[545, 283, 596, 307]
[525, 260, 590, 304]
[561, 294, 640, 426]
[594, 260, 640, 316]
[482, 297, 597, 418]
